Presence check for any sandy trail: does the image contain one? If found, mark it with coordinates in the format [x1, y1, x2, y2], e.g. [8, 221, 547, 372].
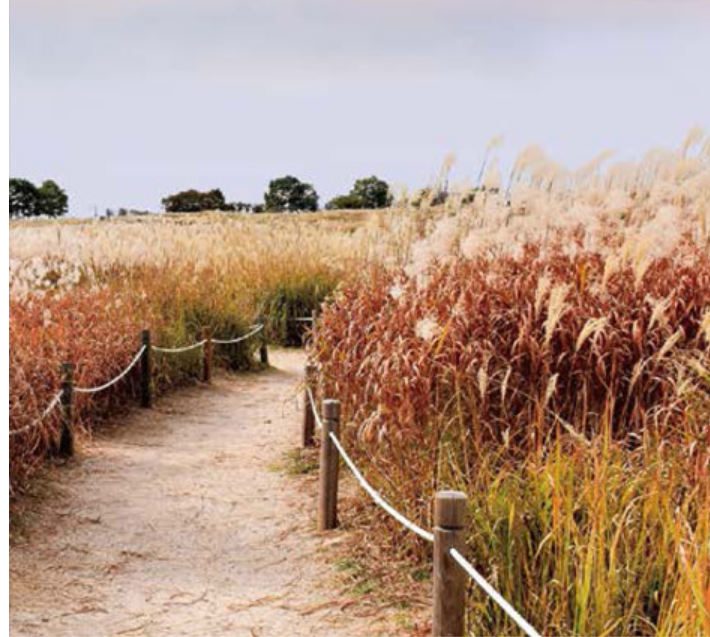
[10, 350, 387, 637]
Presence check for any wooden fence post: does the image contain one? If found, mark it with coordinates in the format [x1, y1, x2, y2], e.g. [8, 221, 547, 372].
[318, 398, 340, 531]
[203, 331, 213, 383]
[433, 491, 467, 637]
[140, 329, 152, 408]
[302, 363, 317, 447]
[259, 318, 269, 366]
[59, 362, 75, 457]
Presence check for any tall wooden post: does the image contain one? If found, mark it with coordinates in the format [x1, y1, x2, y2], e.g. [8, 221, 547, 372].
[433, 491, 467, 637]
[59, 362, 75, 457]
[140, 329, 152, 409]
[203, 331, 213, 383]
[318, 399, 340, 531]
[259, 320, 269, 366]
[302, 363, 317, 447]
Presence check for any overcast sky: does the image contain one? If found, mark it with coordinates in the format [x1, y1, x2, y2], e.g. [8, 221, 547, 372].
[10, 0, 710, 216]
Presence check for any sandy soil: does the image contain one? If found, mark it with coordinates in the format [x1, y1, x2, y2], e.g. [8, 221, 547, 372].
[9, 350, 396, 637]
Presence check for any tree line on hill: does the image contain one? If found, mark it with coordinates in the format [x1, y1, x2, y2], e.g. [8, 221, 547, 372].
[9, 178, 68, 219]
[8, 174, 394, 218]
[163, 175, 392, 213]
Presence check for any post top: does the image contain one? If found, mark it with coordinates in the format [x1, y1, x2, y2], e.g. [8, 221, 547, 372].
[434, 490, 467, 529]
[323, 399, 341, 419]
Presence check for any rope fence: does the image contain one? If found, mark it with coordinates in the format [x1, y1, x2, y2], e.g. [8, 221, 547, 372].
[302, 360, 542, 637]
[11, 312, 541, 636]
[74, 346, 147, 394]
[9, 324, 267, 448]
[152, 340, 207, 354]
[8, 391, 63, 438]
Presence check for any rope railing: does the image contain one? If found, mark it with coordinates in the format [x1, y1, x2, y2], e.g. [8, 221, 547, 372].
[449, 548, 543, 637]
[302, 364, 542, 637]
[327, 429, 435, 542]
[9, 391, 63, 438]
[74, 346, 147, 394]
[10, 324, 267, 449]
[212, 324, 264, 345]
[152, 340, 207, 354]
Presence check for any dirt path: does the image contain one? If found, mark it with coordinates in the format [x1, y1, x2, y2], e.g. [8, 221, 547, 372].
[9, 350, 393, 637]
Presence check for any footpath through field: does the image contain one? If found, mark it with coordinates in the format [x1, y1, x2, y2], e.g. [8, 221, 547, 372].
[9, 350, 389, 637]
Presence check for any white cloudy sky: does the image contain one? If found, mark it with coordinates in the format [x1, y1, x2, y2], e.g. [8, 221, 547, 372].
[10, 0, 710, 215]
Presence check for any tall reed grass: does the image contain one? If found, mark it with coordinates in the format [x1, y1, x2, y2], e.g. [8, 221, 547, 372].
[312, 135, 710, 635]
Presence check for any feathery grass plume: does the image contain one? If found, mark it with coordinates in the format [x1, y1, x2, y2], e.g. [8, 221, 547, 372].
[534, 274, 552, 317]
[543, 284, 569, 346]
[575, 317, 608, 352]
[648, 295, 672, 331]
[658, 328, 685, 360]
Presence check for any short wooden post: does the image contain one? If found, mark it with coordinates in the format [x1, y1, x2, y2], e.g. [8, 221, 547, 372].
[433, 491, 467, 637]
[203, 331, 213, 383]
[318, 398, 340, 531]
[259, 320, 269, 366]
[140, 329, 152, 408]
[302, 363, 317, 447]
[58, 362, 75, 457]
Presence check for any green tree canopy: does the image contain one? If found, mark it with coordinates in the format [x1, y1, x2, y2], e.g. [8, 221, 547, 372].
[351, 176, 392, 209]
[37, 180, 69, 218]
[162, 188, 232, 213]
[9, 178, 40, 219]
[264, 176, 319, 212]
[326, 175, 392, 210]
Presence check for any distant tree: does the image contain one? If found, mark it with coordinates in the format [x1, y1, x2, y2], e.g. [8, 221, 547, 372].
[264, 176, 318, 212]
[326, 175, 392, 211]
[350, 176, 392, 209]
[325, 194, 365, 210]
[162, 188, 230, 213]
[9, 178, 40, 219]
[37, 180, 69, 218]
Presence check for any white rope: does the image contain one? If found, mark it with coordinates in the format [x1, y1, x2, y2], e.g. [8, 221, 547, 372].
[449, 548, 543, 637]
[9, 391, 63, 437]
[152, 340, 206, 354]
[293, 317, 314, 322]
[306, 386, 324, 430]
[306, 376, 539, 637]
[75, 346, 147, 394]
[328, 430, 435, 543]
[213, 324, 264, 345]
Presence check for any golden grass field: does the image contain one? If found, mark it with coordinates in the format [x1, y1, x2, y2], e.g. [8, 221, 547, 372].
[9, 133, 710, 636]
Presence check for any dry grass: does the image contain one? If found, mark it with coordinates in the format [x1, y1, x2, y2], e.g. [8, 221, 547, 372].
[312, 136, 710, 635]
[8, 211, 386, 492]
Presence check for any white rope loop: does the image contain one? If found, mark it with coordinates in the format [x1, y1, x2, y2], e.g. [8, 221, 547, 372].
[449, 548, 543, 637]
[152, 340, 207, 354]
[213, 324, 264, 345]
[327, 430, 435, 543]
[306, 386, 324, 430]
[74, 345, 147, 394]
[9, 391, 63, 438]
